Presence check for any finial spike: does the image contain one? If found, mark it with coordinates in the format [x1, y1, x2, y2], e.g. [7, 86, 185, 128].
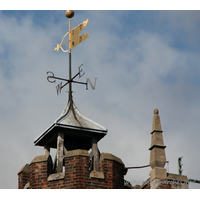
[154, 108, 159, 115]
[152, 108, 161, 131]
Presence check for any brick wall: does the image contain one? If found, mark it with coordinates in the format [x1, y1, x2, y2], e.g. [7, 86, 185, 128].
[64, 150, 125, 189]
[65, 151, 90, 189]
[18, 164, 30, 189]
[18, 150, 189, 189]
[100, 158, 124, 188]
[29, 155, 53, 189]
[18, 149, 126, 189]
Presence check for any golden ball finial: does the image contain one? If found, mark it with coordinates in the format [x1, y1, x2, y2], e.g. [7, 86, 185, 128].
[65, 10, 74, 18]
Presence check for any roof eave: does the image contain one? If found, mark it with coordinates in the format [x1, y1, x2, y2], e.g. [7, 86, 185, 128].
[34, 122, 107, 146]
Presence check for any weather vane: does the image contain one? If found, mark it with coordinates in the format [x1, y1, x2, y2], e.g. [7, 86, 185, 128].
[47, 10, 97, 101]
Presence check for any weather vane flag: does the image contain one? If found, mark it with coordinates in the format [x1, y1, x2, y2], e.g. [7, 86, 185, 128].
[54, 18, 89, 52]
[47, 10, 96, 100]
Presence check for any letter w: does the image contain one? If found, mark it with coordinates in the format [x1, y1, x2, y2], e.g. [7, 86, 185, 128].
[86, 78, 97, 90]
[56, 82, 62, 95]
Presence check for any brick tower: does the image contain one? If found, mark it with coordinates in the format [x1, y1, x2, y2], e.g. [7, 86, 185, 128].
[18, 10, 126, 189]
[18, 89, 127, 189]
[18, 11, 190, 189]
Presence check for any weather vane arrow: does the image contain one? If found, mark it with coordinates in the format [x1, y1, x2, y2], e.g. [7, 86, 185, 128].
[47, 10, 97, 99]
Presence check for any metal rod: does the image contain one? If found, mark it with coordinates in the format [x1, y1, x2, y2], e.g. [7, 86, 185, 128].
[71, 71, 81, 81]
[51, 76, 70, 82]
[60, 71, 82, 89]
[68, 16, 78, 122]
[126, 161, 169, 170]
[69, 18, 72, 102]
[71, 80, 87, 85]
[52, 71, 82, 85]
[125, 164, 150, 169]
[61, 80, 86, 90]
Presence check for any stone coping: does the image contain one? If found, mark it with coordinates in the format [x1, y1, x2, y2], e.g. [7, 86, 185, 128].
[18, 164, 30, 175]
[167, 173, 188, 182]
[24, 182, 29, 189]
[30, 154, 53, 166]
[64, 150, 124, 166]
[64, 149, 89, 158]
[47, 172, 65, 182]
[141, 173, 188, 188]
[100, 153, 124, 165]
[89, 171, 104, 179]
[141, 178, 150, 188]
[30, 155, 49, 165]
[132, 185, 140, 189]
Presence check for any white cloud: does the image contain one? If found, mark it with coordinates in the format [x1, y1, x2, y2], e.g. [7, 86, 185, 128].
[0, 10, 200, 189]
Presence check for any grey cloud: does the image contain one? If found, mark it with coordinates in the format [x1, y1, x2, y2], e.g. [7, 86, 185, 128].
[0, 10, 200, 188]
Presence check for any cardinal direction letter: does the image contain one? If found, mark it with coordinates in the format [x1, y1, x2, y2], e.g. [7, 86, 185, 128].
[78, 64, 85, 78]
[56, 82, 63, 95]
[47, 71, 56, 83]
[86, 78, 97, 90]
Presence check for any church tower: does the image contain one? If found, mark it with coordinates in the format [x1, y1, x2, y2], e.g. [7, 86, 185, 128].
[18, 10, 126, 189]
[17, 11, 190, 189]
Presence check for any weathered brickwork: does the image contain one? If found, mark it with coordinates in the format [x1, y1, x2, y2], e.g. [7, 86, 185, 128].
[28, 154, 53, 189]
[18, 164, 30, 189]
[65, 154, 90, 188]
[18, 149, 188, 189]
[18, 150, 126, 189]
[100, 159, 124, 188]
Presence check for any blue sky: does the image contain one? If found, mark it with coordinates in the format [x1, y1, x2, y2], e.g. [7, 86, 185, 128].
[0, 8, 200, 190]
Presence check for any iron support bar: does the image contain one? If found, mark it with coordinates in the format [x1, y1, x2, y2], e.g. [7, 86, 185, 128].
[69, 18, 72, 102]
[125, 164, 150, 169]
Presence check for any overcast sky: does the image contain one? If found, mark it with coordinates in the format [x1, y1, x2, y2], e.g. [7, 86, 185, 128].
[0, 8, 200, 189]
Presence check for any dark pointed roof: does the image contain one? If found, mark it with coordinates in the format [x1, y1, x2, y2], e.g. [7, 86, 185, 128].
[34, 101, 107, 150]
[56, 101, 107, 130]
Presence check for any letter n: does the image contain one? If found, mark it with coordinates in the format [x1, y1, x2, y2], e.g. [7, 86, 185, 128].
[86, 78, 97, 90]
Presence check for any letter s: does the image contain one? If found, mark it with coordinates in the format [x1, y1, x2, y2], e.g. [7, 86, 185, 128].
[47, 71, 56, 83]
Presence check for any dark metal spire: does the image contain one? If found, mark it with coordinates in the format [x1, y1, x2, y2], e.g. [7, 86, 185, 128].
[67, 12, 73, 104]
